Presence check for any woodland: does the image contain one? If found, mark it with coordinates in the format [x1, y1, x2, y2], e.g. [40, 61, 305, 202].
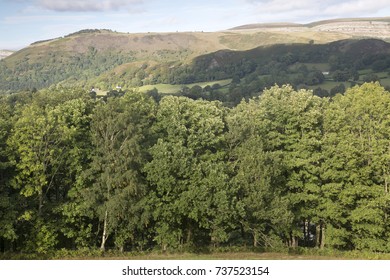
[1, 82, 390, 258]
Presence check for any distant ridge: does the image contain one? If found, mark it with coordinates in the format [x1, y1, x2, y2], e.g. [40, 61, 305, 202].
[0, 50, 14, 60]
[305, 17, 390, 27]
[230, 22, 303, 30]
[231, 17, 390, 29]
[231, 17, 390, 39]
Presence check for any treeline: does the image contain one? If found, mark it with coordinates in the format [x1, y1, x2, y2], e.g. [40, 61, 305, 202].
[1, 83, 390, 256]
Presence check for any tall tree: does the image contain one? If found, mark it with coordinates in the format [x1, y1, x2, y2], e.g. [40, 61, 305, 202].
[144, 96, 233, 250]
[0, 96, 17, 252]
[322, 82, 390, 251]
[76, 91, 156, 251]
[7, 88, 92, 253]
[228, 85, 325, 247]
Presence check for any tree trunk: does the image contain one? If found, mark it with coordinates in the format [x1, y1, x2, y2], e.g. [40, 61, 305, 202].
[315, 223, 325, 249]
[290, 233, 298, 248]
[320, 224, 325, 249]
[292, 237, 297, 247]
[253, 231, 258, 247]
[316, 224, 321, 248]
[100, 209, 108, 251]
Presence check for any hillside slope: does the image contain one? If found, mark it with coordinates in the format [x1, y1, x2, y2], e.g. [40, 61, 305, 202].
[232, 17, 390, 39]
[0, 17, 389, 93]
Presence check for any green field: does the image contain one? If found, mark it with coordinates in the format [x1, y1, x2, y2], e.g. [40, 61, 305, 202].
[12, 249, 390, 260]
[137, 79, 232, 94]
[307, 80, 350, 91]
[89, 251, 390, 260]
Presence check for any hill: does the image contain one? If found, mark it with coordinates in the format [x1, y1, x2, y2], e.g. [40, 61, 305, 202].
[232, 17, 390, 39]
[170, 39, 390, 89]
[0, 17, 390, 93]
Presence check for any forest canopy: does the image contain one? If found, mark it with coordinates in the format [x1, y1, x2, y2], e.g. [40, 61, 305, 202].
[1, 82, 390, 257]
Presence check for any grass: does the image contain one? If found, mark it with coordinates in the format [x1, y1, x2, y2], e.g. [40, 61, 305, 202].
[306, 80, 351, 91]
[5, 247, 390, 260]
[137, 79, 232, 94]
[380, 77, 390, 87]
[85, 252, 337, 260]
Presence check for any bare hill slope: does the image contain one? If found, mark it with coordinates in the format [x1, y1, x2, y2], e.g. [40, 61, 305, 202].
[231, 17, 390, 39]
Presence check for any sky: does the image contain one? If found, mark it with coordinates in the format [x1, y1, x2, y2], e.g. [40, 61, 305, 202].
[0, 0, 389, 50]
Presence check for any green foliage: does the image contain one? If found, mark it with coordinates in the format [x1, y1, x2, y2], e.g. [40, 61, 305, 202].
[75, 91, 156, 250]
[0, 97, 18, 244]
[228, 85, 325, 247]
[25, 220, 58, 254]
[2, 83, 390, 257]
[322, 82, 390, 251]
[144, 96, 232, 249]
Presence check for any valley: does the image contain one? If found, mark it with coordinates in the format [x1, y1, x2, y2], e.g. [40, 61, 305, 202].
[2, 16, 390, 259]
[0, 17, 389, 97]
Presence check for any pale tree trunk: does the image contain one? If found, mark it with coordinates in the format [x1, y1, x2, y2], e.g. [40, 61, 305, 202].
[291, 236, 298, 248]
[289, 232, 298, 248]
[253, 231, 258, 247]
[100, 209, 108, 251]
[320, 223, 325, 249]
[101, 177, 111, 251]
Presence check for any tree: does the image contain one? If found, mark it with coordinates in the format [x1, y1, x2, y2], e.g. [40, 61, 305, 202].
[144, 96, 232, 249]
[330, 83, 346, 96]
[76, 91, 156, 251]
[0, 96, 17, 251]
[7, 87, 93, 253]
[332, 70, 350, 82]
[322, 83, 390, 251]
[305, 70, 325, 86]
[228, 85, 325, 247]
[363, 74, 379, 83]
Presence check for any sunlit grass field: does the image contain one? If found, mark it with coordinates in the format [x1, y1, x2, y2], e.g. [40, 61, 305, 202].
[5, 248, 390, 260]
[137, 79, 232, 94]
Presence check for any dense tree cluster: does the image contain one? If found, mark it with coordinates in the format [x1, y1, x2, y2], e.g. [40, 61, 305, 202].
[1, 82, 390, 256]
[0, 48, 136, 93]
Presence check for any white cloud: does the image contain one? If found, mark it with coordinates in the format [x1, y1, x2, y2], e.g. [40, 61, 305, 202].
[243, 0, 390, 22]
[4, 14, 95, 24]
[37, 0, 143, 12]
[323, 0, 390, 17]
